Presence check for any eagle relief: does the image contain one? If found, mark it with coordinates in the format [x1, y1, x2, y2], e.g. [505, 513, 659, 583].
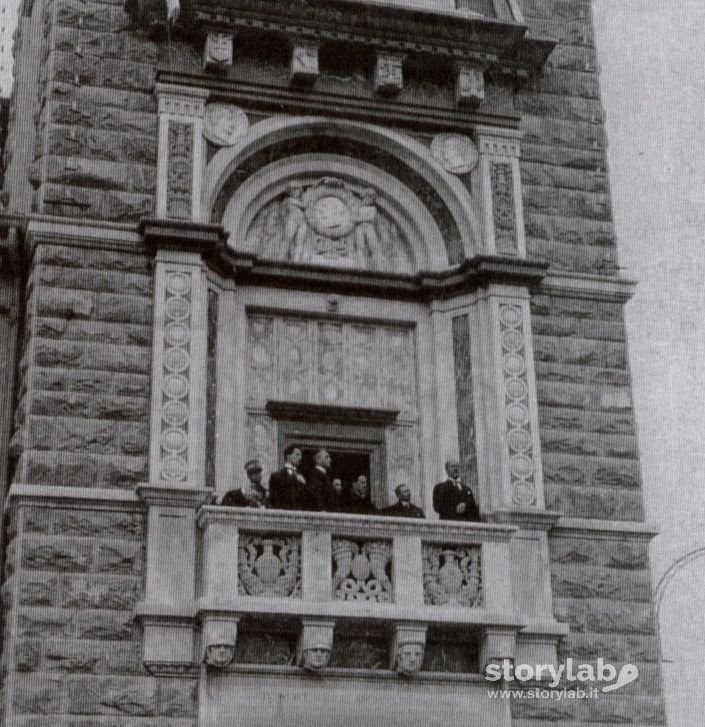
[245, 177, 414, 273]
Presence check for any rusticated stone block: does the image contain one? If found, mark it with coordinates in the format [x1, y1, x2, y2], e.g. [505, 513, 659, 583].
[61, 574, 141, 610]
[94, 541, 143, 575]
[32, 391, 149, 420]
[55, 0, 126, 33]
[34, 369, 151, 398]
[43, 183, 154, 222]
[554, 597, 655, 634]
[545, 482, 644, 520]
[74, 610, 134, 641]
[551, 564, 652, 601]
[157, 679, 198, 718]
[12, 673, 65, 714]
[15, 639, 42, 671]
[94, 295, 153, 326]
[36, 288, 94, 319]
[66, 675, 158, 716]
[22, 538, 92, 572]
[49, 82, 158, 114]
[39, 266, 152, 297]
[549, 537, 648, 570]
[575, 694, 666, 724]
[52, 511, 143, 539]
[17, 608, 74, 639]
[18, 572, 58, 606]
[559, 632, 659, 663]
[510, 696, 576, 721]
[44, 639, 142, 674]
[35, 246, 152, 274]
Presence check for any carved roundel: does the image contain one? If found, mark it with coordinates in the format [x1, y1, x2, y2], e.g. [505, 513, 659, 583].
[308, 196, 354, 239]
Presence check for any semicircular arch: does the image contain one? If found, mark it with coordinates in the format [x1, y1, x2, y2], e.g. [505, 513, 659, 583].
[202, 116, 482, 269]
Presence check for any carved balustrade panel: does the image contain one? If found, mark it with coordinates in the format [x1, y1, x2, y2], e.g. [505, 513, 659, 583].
[422, 543, 482, 607]
[238, 533, 302, 598]
[332, 538, 393, 603]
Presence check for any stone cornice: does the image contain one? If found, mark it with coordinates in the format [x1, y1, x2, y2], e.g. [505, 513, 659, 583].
[5, 483, 142, 514]
[551, 517, 659, 542]
[266, 401, 399, 426]
[538, 271, 637, 303]
[488, 508, 563, 531]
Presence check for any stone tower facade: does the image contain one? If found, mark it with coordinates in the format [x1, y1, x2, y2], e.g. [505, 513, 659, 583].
[0, 0, 666, 725]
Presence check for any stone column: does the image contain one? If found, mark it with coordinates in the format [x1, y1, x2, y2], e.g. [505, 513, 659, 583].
[473, 126, 526, 258]
[155, 84, 209, 222]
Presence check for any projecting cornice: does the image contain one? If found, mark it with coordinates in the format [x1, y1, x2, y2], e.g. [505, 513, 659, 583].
[126, 0, 555, 80]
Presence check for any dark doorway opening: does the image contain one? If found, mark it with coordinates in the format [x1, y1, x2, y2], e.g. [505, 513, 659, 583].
[299, 449, 370, 490]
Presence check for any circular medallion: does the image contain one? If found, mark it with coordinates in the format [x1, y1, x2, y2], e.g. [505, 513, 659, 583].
[506, 403, 529, 427]
[309, 196, 354, 239]
[166, 273, 191, 296]
[203, 103, 249, 147]
[161, 455, 188, 481]
[161, 428, 188, 454]
[431, 133, 479, 175]
[499, 305, 522, 328]
[503, 353, 526, 377]
[502, 329, 524, 352]
[164, 347, 190, 373]
[505, 378, 527, 401]
[163, 374, 189, 399]
[510, 453, 534, 479]
[512, 481, 536, 507]
[508, 428, 532, 453]
[162, 400, 189, 427]
[165, 296, 190, 321]
[165, 323, 190, 348]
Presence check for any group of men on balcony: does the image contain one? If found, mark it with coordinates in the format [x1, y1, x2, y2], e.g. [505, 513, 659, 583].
[220, 444, 481, 522]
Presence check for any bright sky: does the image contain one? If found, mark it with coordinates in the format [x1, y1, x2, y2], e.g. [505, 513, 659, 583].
[593, 2, 705, 724]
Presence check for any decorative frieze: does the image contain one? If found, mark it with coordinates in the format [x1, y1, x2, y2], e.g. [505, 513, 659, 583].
[332, 538, 393, 603]
[374, 52, 404, 96]
[422, 543, 482, 607]
[166, 123, 193, 220]
[238, 534, 302, 597]
[490, 162, 517, 255]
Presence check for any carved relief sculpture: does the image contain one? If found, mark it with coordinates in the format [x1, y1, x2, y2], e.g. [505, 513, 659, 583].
[297, 620, 334, 672]
[422, 544, 482, 607]
[332, 539, 393, 602]
[391, 626, 427, 677]
[203, 103, 249, 147]
[247, 177, 413, 273]
[238, 535, 302, 598]
[490, 163, 518, 254]
[202, 616, 238, 669]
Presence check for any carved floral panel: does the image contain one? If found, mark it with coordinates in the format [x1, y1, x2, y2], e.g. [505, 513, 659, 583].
[422, 543, 482, 607]
[245, 177, 414, 274]
[238, 533, 302, 598]
[332, 538, 393, 603]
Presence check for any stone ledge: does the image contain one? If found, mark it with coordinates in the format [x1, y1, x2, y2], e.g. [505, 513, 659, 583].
[552, 518, 659, 541]
[539, 271, 636, 302]
[5, 484, 142, 515]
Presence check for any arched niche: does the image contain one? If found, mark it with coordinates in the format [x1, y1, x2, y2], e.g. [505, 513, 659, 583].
[203, 116, 483, 273]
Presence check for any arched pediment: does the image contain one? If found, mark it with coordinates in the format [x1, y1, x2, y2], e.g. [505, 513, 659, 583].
[203, 116, 483, 274]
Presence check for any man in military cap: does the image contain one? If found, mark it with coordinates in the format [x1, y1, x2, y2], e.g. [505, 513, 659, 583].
[220, 459, 269, 508]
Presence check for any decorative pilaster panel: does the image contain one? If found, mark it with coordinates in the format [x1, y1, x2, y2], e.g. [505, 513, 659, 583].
[474, 126, 525, 258]
[149, 252, 209, 488]
[452, 314, 479, 493]
[471, 288, 545, 512]
[156, 84, 209, 222]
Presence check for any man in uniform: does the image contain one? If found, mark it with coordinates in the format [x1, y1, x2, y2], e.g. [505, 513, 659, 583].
[220, 459, 269, 508]
[269, 445, 307, 510]
[381, 483, 424, 518]
[432, 459, 481, 521]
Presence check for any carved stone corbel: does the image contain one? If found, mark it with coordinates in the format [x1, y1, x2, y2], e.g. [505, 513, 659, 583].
[374, 52, 404, 96]
[290, 39, 319, 86]
[297, 619, 335, 672]
[203, 31, 234, 72]
[202, 615, 239, 668]
[390, 623, 427, 677]
[455, 63, 485, 108]
[480, 626, 516, 675]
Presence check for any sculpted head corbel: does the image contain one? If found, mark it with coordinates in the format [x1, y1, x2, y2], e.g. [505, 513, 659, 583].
[298, 619, 335, 672]
[202, 616, 239, 669]
[391, 624, 427, 677]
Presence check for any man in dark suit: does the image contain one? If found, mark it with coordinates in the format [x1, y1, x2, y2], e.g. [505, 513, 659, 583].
[306, 449, 332, 512]
[381, 484, 424, 518]
[345, 474, 376, 515]
[221, 459, 269, 508]
[432, 459, 481, 521]
[269, 444, 307, 510]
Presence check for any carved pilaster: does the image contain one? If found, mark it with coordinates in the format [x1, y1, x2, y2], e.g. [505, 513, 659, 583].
[374, 52, 404, 96]
[455, 63, 485, 108]
[156, 84, 209, 222]
[149, 251, 209, 488]
[473, 126, 525, 257]
[471, 288, 545, 512]
[290, 40, 319, 85]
